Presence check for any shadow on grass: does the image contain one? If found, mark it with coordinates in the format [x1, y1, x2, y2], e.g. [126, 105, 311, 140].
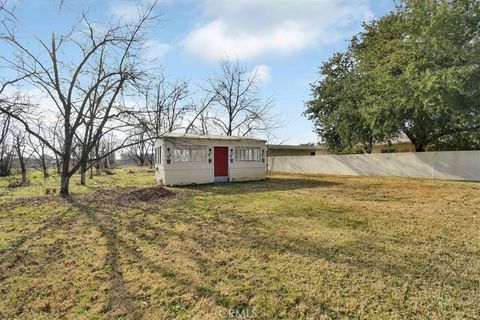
[0, 208, 73, 275]
[2, 178, 476, 318]
[66, 195, 238, 318]
[213, 213, 479, 291]
[176, 177, 342, 195]
[66, 197, 140, 319]
[115, 192, 476, 295]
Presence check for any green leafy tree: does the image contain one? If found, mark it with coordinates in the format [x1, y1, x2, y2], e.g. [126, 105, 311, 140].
[426, 131, 480, 151]
[305, 50, 381, 153]
[307, 0, 480, 152]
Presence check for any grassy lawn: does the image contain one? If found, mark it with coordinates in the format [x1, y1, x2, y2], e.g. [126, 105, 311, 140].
[1, 168, 479, 319]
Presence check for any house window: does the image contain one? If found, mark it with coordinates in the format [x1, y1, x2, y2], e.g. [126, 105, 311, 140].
[191, 148, 207, 162]
[173, 148, 190, 162]
[173, 146, 207, 162]
[310, 151, 316, 156]
[235, 147, 261, 161]
[155, 147, 162, 164]
[381, 149, 395, 153]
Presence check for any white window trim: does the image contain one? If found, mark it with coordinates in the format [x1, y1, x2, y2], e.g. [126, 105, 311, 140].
[155, 147, 162, 164]
[235, 147, 262, 162]
[173, 145, 207, 162]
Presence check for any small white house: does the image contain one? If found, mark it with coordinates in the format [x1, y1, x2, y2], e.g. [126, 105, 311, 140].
[154, 134, 267, 185]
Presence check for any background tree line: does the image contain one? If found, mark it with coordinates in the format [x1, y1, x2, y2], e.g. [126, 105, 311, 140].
[305, 0, 480, 153]
[0, 1, 278, 196]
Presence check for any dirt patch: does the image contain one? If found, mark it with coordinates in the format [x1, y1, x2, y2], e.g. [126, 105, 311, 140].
[81, 186, 176, 206]
[7, 180, 30, 188]
[3, 195, 64, 211]
[3, 187, 176, 211]
[126, 167, 155, 174]
[104, 169, 115, 175]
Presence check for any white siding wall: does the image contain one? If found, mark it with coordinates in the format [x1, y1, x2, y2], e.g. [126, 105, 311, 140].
[267, 151, 480, 181]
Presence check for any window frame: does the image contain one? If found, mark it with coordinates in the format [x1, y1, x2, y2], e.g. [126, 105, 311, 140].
[235, 147, 262, 162]
[172, 145, 207, 162]
[155, 146, 162, 164]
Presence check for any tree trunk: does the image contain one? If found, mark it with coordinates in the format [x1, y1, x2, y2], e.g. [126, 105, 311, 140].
[365, 139, 373, 154]
[42, 158, 49, 180]
[60, 174, 70, 196]
[21, 167, 27, 184]
[415, 143, 425, 152]
[95, 161, 101, 175]
[80, 162, 87, 185]
[110, 152, 115, 167]
[0, 154, 12, 176]
[43, 166, 49, 180]
[15, 144, 27, 184]
[80, 170, 86, 185]
[60, 157, 70, 197]
[404, 131, 425, 152]
[95, 144, 101, 175]
[55, 156, 61, 174]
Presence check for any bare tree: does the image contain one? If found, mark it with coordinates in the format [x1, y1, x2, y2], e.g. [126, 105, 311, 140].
[185, 92, 216, 135]
[0, 2, 160, 196]
[50, 118, 64, 174]
[13, 130, 31, 184]
[28, 126, 50, 180]
[0, 78, 28, 177]
[90, 133, 118, 176]
[125, 129, 151, 166]
[0, 0, 16, 27]
[199, 59, 279, 136]
[98, 133, 118, 169]
[0, 109, 10, 144]
[126, 76, 197, 167]
[75, 133, 119, 184]
[0, 112, 13, 176]
[143, 77, 192, 134]
[0, 141, 13, 177]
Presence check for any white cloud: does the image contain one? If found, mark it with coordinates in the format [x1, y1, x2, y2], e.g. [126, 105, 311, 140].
[109, 1, 141, 22]
[143, 39, 171, 61]
[108, 2, 172, 61]
[108, 0, 159, 22]
[181, 0, 373, 61]
[251, 65, 271, 84]
[1, 86, 61, 123]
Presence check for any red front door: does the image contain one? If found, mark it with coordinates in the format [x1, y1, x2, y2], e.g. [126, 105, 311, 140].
[214, 147, 229, 179]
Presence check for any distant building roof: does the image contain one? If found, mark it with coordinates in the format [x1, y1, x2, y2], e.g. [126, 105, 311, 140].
[159, 133, 266, 142]
[382, 136, 412, 145]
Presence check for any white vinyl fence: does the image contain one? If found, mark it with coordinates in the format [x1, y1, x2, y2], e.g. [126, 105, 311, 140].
[268, 150, 480, 181]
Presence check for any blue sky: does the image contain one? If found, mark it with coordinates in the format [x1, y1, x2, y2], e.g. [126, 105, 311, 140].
[7, 0, 395, 144]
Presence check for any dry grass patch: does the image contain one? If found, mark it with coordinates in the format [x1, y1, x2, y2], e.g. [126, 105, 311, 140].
[0, 169, 479, 319]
